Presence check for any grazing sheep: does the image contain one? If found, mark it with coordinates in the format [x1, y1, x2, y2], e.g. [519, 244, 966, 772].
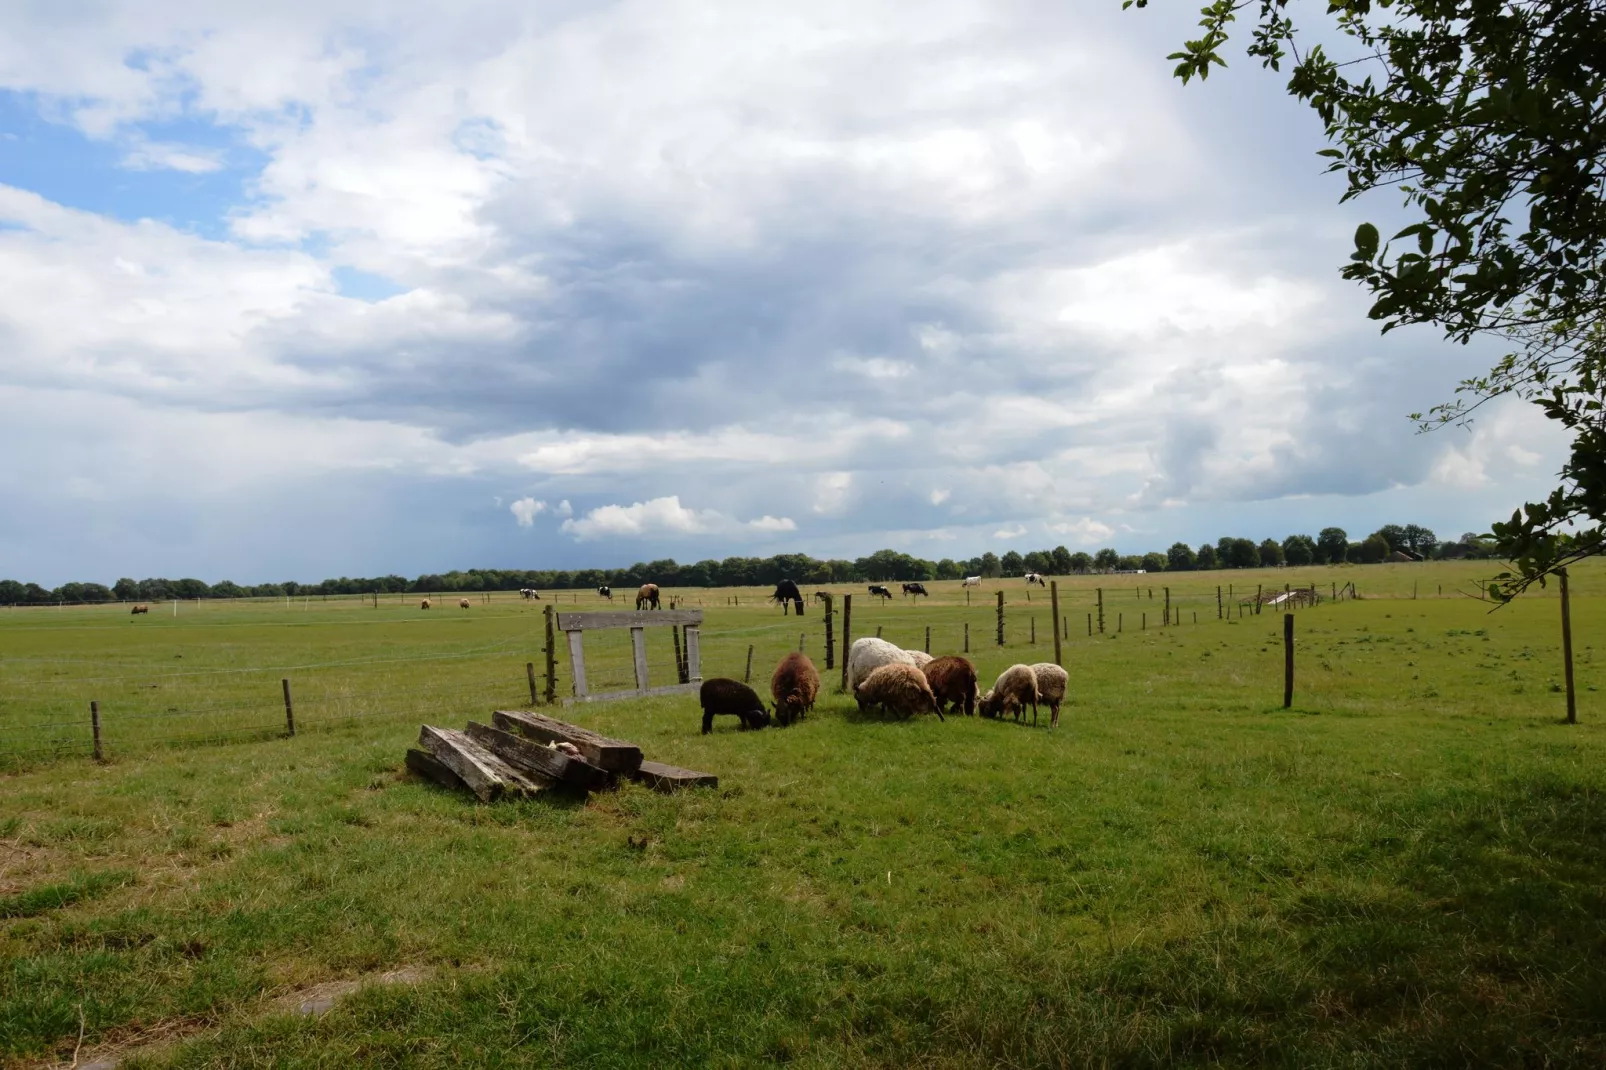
[855, 664, 942, 720]
[459, 598, 471, 609]
[923, 656, 978, 717]
[845, 637, 923, 691]
[130, 604, 149, 615]
[699, 678, 772, 734]
[979, 664, 1040, 725]
[906, 650, 933, 669]
[636, 583, 660, 610]
[1029, 662, 1068, 729]
[420, 599, 432, 610]
[770, 652, 821, 727]
[771, 579, 805, 615]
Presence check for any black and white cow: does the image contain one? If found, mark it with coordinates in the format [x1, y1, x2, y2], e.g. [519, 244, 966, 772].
[867, 584, 892, 600]
[597, 585, 612, 600]
[901, 582, 928, 598]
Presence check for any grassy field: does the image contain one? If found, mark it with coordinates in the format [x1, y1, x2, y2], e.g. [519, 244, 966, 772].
[3, 562, 1605, 1066]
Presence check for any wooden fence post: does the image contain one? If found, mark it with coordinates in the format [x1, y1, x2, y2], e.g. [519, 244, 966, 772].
[1561, 568, 1577, 725]
[964, 621, 970, 653]
[1118, 613, 1123, 633]
[1031, 617, 1036, 644]
[543, 605, 558, 704]
[840, 595, 853, 691]
[925, 625, 931, 653]
[996, 591, 1005, 646]
[1164, 587, 1170, 626]
[281, 678, 295, 737]
[823, 593, 835, 670]
[799, 632, 806, 654]
[1050, 581, 1062, 666]
[1283, 614, 1295, 709]
[526, 662, 539, 706]
[744, 644, 754, 684]
[876, 625, 883, 638]
[1087, 613, 1092, 636]
[1141, 613, 1145, 631]
[1217, 585, 1222, 619]
[1096, 588, 1104, 633]
[90, 701, 102, 762]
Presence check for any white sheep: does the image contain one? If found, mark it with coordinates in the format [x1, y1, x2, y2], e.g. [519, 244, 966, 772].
[978, 663, 1040, 725]
[845, 637, 924, 691]
[1029, 662, 1069, 729]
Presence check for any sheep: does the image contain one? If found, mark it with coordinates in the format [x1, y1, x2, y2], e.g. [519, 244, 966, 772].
[1030, 663, 1069, 729]
[420, 599, 432, 610]
[922, 655, 978, 717]
[770, 652, 820, 727]
[978, 664, 1039, 725]
[636, 583, 660, 610]
[845, 637, 923, 691]
[855, 663, 942, 720]
[130, 604, 149, 615]
[459, 598, 471, 609]
[699, 678, 772, 734]
[906, 650, 933, 669]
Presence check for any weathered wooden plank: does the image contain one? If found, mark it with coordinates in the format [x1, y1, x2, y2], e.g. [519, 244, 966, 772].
[464, 721, 611, 791]
[559, 682, 701, 705]
[492, 709, 644, 773]
[630, 626, 649, 690]
[405, 747, 466, 792]
[630, 759, 718, 793]
[682, 625, 702, 682]
[556, 610, 704, 631]
[418, 725, 551, 802]
[565, 629, 588, 698]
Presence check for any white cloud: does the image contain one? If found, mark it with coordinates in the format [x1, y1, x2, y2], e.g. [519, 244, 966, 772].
[510, 497, 546, 527]
[1045, 516, 1115, 544]
[993, 524, 1027, 539]
[555, 499, 573, 517]
[121, 141, 226, 174]
[560, 496, 796, 541]
[930, 488, 950, 505]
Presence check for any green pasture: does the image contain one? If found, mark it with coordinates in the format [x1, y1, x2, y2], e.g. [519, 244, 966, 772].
[2, 561, 1605, 1066]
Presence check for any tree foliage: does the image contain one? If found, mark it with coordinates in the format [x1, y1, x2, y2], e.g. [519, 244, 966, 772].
[1131, 0, 1606, 597]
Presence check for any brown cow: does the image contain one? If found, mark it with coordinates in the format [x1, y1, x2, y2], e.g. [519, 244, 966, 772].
[459, 598, 471, 609]
[636, 583, 660, 610]
[420, 599, 432, 610]
[130, 604, 149, 615]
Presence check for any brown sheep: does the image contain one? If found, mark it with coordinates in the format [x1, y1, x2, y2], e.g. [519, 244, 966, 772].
[459, 598, 471, 609]
[1029, 662, 1069, 729]
[855, 663, 942, 721]
[770, 652, 821, 727]
[420, 599, 431, 610]
[922, 656, 978, 717]
[636, 583, 660, 610]
[978, 664, 1039, 725]
[130, 604, 149, 615]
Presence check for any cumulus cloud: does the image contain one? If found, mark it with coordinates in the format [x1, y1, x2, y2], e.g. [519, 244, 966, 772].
[560, 496, 796, 541]
[510, 497, 546, 527]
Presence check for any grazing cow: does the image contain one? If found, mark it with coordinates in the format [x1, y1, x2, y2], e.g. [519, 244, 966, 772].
[636, 583, 661, 610]
[459, 598, 471, 609]
[420, 599, 432, 610]
[1025, 572, 1046, 587]
[867, 584, 892, 600]
[901, 582, 928, 598]
[770, 652, 821, 727]
[771, 579, 805, 615]
[130, 604, 149, 615]
[962, 576, 982, 587]
[597, 586, 612, 600]
[519, 588, 542, 600]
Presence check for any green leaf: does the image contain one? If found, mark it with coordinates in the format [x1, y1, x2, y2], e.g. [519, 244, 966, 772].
[1354, 222, 1380, 258]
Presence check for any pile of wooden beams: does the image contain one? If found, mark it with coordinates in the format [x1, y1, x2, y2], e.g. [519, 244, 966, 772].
[406, 709, 717, 801]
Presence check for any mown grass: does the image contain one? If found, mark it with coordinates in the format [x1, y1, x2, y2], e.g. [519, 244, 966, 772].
[2, 562, 1605, 1066]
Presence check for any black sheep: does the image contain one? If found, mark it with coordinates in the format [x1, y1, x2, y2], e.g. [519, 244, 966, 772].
[700, 678, 772, 734]
[771, 579, 805, 615]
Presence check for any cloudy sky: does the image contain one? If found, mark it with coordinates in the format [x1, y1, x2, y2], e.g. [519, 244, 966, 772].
[0, 0, 1566, 585]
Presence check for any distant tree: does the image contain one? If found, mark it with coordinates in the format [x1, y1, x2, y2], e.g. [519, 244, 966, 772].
[1023, 550, 1052, 575]
[1000, 551, 1025, 577]
[1195, 543, 1218, 569]
[113, 578, 139, 601]
[211, 580, 245, 598]
[1069, 551, 1094, 573]
[1167, 542, 1196, 571]
[1118, 554, 1144, 571]
[1093, 548, 1120, 572]
[1352, 535, 1391, 564]
[1402, 524, 1438, 555]
[1141, 551, 1168, 573]
[1373, 524, 1409, 553]
[1051, 546, 1074, 574]
[1259, 539, 1285, 567]
[979, 552, 1002, 578]
[0, 580, 25, 603]
[1227, 538, 1261, 569]
[1282, 534, 1316, 566]
[935, 558, 961, 580]
[1317, 528, 1349, 565]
